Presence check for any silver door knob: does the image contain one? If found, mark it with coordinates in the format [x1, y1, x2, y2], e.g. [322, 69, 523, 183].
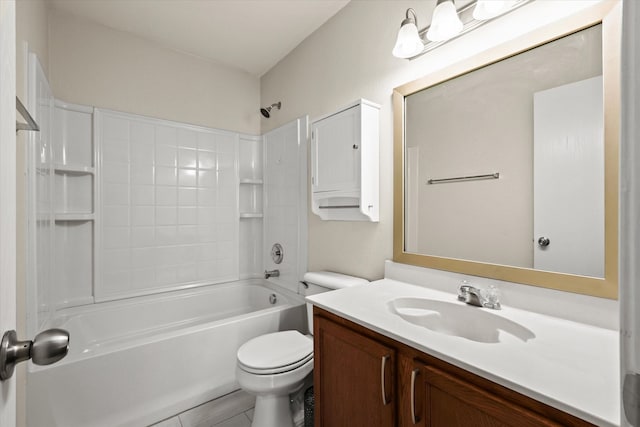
[0, 328, 69, 381]
[537, 237, 551, 247]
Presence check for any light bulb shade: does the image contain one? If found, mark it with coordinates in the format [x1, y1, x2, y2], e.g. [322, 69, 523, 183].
[392, 21, 424, 58]
[426, 0, 463, 42]
[473, 0, 516, 21]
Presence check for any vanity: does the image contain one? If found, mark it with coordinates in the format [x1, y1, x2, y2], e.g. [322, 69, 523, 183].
[307, 262, 619, 427]
[308, 1, 621, 426]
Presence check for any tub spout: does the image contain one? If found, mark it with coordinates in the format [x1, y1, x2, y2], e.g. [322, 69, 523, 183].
[264, 269, 280, 279]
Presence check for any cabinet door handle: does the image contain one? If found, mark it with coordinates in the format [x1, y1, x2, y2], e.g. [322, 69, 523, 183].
[381, 354, 391, 405]
[411, 368, 420, 424]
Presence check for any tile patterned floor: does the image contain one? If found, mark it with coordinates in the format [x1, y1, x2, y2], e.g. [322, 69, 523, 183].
[151, 390, 255, 427]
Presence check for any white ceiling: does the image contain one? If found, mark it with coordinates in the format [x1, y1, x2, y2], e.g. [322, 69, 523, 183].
[49, 0, 351, 77]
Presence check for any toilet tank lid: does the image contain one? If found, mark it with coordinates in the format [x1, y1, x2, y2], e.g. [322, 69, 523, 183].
[302, 271, 369, 290]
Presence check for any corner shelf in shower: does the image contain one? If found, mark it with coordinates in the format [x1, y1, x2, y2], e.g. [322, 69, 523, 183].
[239, 178, 263, 185]
[55, 213, 94, 221]
[239, 213, 263, 219]
[54, 164, 95, 175]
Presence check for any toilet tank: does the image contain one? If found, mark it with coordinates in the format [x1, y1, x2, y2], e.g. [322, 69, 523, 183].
[302, 271, 369, 334]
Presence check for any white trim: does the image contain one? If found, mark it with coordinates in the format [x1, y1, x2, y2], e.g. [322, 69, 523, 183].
[0, 1, 17, 425]
[620, 0, 640, 425]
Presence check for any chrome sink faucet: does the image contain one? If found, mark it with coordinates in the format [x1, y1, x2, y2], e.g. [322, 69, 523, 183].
[264, 269, 280, 279]
[457, 281, 501, 310]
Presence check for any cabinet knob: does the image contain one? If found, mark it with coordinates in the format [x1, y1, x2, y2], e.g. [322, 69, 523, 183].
[353, 144, 359, 149]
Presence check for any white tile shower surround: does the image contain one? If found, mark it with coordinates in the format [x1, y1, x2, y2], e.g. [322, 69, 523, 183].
[151, 390, 255, 427]
[97, 109, 240, 301]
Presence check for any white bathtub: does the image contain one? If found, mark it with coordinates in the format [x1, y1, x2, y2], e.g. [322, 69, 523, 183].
[26, 279, 306, 427]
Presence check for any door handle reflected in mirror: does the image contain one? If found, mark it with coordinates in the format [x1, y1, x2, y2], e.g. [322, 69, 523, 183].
[538, 237, 551, 247]
[0, 328, 69, 380]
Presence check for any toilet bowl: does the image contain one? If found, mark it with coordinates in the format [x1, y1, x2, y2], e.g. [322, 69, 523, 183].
[236, 271, 368, 427]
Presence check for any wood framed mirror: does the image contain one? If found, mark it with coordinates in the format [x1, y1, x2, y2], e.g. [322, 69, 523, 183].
[393, 1, 620, 298]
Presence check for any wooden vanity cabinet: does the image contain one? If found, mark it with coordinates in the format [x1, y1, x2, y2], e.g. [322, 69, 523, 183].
[314, 307, 595, 427]
[314, 309, 396, 426]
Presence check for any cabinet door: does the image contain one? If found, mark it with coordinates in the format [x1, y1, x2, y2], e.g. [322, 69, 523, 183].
[314, 315, 395, 427]
[311, 106, 361, 193]
[423, 365, 563, 427]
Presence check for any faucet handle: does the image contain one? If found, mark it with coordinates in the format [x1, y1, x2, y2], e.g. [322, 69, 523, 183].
[458, 281, 473, 300]
[482, 285, 501, 309]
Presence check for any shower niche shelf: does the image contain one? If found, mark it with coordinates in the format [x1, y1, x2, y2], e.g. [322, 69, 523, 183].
[54, 171, 93, 214]
[240, 178, 263, 185]
[55, 213, 94, 221]
[51, 100, 95, 308]
[239, 135, 263, 278]
[54, 164, 95, 174]
[240, 213, 263, 219]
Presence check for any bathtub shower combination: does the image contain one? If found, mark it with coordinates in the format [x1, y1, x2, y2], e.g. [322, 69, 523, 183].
[28, 281, 305, 427]
[25, 54, 308, 426]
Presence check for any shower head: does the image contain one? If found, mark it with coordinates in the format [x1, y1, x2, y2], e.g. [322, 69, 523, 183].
[260, 102, 281, 118]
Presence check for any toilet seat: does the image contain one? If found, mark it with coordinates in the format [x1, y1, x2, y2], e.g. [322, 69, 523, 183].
[237, 330, 313, 375]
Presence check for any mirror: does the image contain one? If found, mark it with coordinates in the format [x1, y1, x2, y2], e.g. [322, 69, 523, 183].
[393, 3, 620, 298]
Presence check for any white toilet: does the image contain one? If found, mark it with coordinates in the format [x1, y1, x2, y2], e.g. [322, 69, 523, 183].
[236, 271, 368, 427]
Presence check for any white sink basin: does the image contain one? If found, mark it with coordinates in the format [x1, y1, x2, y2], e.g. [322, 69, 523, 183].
[388, 297, 535, 343]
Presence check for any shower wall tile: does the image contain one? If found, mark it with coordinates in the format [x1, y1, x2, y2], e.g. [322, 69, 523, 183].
[198, 133, 217, 152]
[131, 164, 155, 185]
[198, 189, 216, 206]
[97, 110, 239, 301]
[104, 183, 129, 206]
[198, 151, 216, 169]
[103, 227, 130, 249]
[103, 140, 130, 163]
[157, 145, 177, 167]
[131, 143, 155, 165]
[130, 122, 155, 146]
[156, 186, 177, 206]
[156, 207, 178, 225]
[132, 185, 155, 205]
[132, 206, 155, 226]
[103, 206, 130, 227]
[131, 226, 155, 247]
[103, 116, 130, 142]
[198, 170, 216, 188]
[156, 166, 178, 186]
[179, 188, 198, 205]
[156, 125, 177, 146]
[178, 207, 198, 225]
[156, 226, 178, 245]
[103, 162, 130, 184]
[178, 129, 198, 149]
[179, 148, 197, 168]
[179, 168, 198, 187]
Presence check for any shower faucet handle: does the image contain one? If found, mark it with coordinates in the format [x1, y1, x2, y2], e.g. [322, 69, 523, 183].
[264, 269, 280, 279]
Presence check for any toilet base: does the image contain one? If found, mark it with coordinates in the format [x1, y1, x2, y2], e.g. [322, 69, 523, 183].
[251, 394, 294, 427]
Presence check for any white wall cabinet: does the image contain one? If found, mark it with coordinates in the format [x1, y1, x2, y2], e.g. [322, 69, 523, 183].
[311, 99, 379, 221]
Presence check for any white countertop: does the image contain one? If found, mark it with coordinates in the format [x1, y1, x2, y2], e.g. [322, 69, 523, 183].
[307, 279, 620, 427]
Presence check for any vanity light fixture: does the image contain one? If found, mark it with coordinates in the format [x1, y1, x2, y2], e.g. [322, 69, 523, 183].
[473, 0, 518, 21]
[426, 0, 463, 42]
[392, 0, 532, 60]
[392, 8, 424, 59]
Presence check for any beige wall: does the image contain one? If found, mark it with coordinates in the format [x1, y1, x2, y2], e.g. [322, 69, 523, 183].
[260, 0, 607, 281]
[48, 9, 260, 135]
[16, 1, 50, 426]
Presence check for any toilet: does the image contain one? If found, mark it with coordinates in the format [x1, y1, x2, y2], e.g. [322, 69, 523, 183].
[236, 271, 368, 427]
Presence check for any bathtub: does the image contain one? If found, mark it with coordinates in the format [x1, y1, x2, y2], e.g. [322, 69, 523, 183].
[26, 279, 306, 427]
